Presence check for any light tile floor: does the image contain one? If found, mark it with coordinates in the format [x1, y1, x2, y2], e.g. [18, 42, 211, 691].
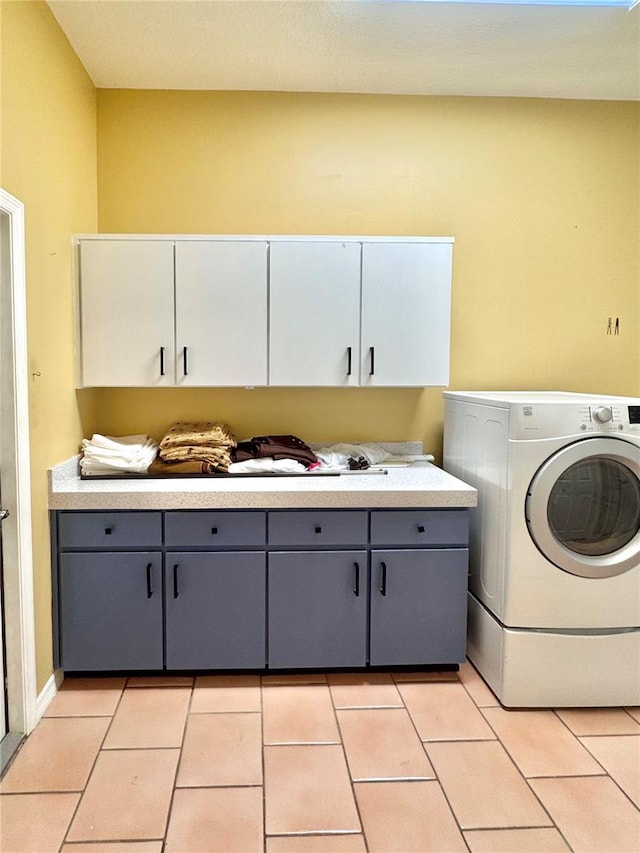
[1, 662, 639, 852]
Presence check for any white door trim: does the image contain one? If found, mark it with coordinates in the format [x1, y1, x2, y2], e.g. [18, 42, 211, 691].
[0, 188, 38, 736]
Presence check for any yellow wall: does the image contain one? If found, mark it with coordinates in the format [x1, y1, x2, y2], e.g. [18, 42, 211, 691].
[1, 0, 99, 690]
[95, 90, 640, 450]
[1, 10, 639, 692]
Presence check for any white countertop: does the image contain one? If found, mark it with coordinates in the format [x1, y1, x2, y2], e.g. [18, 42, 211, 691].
[48, 457, 477, 511]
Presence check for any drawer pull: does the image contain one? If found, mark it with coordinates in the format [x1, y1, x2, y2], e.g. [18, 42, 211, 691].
[105, 526, 113, 535]
[211, 527, 218, 535]
[417, 525, 425, 533]
[379, 561, 387, 596]
[314, 525, 322, 534]
[353, 561, 360, 597]
[146, 562, 153, 598]
[173, 563, 180, 599]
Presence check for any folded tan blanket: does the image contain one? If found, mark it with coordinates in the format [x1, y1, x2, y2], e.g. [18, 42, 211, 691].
[160, 445, 232, 470]
[159, 421, 237, 451]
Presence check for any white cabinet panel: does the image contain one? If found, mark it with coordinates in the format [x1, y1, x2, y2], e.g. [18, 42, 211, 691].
[361, 242, 452, 387]
[79, 240, 175, 387]
[269, 241, 361, 386]
[175, 241, 268, 386]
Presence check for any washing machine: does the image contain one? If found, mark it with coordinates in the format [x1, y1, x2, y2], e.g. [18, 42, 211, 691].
[443, 391, 640, 708]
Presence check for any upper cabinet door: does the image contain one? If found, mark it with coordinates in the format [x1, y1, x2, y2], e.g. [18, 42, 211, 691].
[79, 240, 175, 387]
[175, 241, 268, 386]
[361, 242, 453, 387]
[269, 241, 361, 386]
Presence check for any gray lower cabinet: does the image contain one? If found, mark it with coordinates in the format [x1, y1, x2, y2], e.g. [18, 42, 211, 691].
[165, 552, 266, 669]
[369, 548, 469, 666]
[268, 551, 368, 668]
[59, 552, 163, 670]
[54, 506, 469, 671]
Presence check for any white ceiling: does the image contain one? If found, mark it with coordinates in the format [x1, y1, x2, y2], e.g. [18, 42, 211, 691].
[47, 0, 640, 101]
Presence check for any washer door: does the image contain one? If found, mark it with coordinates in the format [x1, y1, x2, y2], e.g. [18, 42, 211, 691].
[525, 437, 640, 578]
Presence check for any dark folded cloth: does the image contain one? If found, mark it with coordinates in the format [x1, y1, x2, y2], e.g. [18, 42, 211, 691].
[232, 434, 317, 468]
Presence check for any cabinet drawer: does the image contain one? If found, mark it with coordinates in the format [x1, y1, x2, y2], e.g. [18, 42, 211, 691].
[268, 511, 368, 547]
[165, 511, 266, 548]
[58, 512, 162, 549]
[370, 510, 469, 547]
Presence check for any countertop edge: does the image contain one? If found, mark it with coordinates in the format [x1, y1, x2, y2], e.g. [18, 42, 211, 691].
[48, 456, 478, 510]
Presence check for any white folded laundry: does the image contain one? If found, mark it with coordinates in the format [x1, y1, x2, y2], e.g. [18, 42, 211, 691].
[80, 433, 158, 474]
[228, 457, 306, 474]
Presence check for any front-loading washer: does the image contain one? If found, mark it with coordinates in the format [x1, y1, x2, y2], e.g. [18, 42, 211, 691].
[443, 391, 640, 707]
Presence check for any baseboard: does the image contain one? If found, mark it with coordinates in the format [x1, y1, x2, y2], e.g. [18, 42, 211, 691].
[35, 668, 63, 721]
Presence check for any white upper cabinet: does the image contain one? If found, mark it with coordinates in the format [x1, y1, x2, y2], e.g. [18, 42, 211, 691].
[269, 241, 362, 386]
[77, 235, 453, 388]
[175, 241, 268, 386]
[79, 240, 175, 387]
[361, 241, 452, 387]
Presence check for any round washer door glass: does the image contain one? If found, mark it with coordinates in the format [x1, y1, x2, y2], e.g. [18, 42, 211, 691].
[526, 437, 640, 578]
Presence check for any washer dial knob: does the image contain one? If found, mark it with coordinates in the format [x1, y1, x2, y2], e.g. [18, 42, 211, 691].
[592, 406, 613, 424]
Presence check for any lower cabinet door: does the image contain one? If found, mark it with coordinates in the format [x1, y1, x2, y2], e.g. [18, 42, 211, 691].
[268, 551, 368, 668]
[369, 548, 469, 666]
[59, 552, 163, 670]
[165, 552, 266, 669]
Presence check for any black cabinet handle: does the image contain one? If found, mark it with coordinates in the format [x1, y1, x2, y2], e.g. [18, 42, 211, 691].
[160, 346, 165, 376]
[146, 562, 153, 598]
[104, 526, 113, 535]
[353, 561, 360, 597]
[183, 346, 188, 376]
[211, 526, 218, 535]
[417, 525, 425, 533]
[173, 563, 180, 599]
[347, 346, 352, 376]
[369, 346, 375, 376]
[379, 561, 387, 596]
[314, 525, 322, 534]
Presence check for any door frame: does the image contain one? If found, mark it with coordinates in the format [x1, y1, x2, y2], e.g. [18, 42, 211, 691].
[0, 188, 37, 739]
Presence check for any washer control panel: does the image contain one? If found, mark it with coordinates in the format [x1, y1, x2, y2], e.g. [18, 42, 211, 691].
[578, 404, 633, 433]
[511, 400, 640, 438]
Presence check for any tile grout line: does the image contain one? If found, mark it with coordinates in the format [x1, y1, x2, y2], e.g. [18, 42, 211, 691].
[397, 668, 573, 846]
[473, 702, 580, 849]
[394, 671, 475, 849]
[327, 676, 370, 853]
[261, 675, 267, 851]
[552, 709, 640, 810]
[159, 679, 195, 852]
[56, 679, 129, 852]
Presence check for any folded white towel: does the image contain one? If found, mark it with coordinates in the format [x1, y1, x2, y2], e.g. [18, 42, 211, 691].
[228, 457, 306, 474]
[80, 433, 158, 474]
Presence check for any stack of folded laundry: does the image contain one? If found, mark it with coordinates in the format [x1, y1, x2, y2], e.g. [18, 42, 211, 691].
[149, 421, 237, 474]
[229, 434, 317, 474]
[80, 434, 159, 475]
